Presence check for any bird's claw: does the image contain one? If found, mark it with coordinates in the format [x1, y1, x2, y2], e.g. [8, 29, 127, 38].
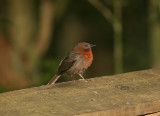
[79, 79, 88, 82]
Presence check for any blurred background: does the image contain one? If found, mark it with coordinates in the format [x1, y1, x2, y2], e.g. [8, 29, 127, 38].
[0, 0, 160, 92]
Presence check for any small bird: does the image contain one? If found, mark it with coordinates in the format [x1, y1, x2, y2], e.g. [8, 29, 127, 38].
[47, 42, 95, 85]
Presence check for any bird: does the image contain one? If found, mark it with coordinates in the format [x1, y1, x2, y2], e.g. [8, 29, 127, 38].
[47, 42, 95, 85]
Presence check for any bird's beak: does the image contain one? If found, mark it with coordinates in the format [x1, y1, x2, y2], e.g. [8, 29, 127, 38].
[90, 44, 96, 47]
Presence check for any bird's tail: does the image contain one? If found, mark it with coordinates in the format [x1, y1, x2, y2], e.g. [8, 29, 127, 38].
[47, 74, 61, 85]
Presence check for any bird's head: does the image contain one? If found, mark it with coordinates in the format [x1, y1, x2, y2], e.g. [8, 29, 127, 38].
[74, 42, 95, 52]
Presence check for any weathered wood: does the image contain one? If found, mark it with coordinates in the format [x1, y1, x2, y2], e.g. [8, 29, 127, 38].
[0, 68, 160, 116]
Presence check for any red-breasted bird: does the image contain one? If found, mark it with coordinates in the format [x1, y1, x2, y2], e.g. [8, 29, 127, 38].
[47, 42, 95, 85]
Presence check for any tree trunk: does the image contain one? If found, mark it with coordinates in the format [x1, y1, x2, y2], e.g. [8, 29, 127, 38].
[113, 0, 123, 73]
[148, 0, 160, 67]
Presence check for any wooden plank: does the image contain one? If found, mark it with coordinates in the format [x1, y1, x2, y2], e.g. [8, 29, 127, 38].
[0, 68, 160, 116]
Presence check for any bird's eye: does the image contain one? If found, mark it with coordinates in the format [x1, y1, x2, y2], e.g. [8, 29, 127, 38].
[85, 45, 88, 48]
[84, 45, 90, 50]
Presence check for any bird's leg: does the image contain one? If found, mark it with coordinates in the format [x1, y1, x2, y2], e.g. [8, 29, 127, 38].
[78, 74, 88, 82]
[78, 74, 85, 80]
[71, 75, 76, 81]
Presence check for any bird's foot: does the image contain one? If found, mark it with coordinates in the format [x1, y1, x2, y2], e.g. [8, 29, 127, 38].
[79, 78, 88, 82]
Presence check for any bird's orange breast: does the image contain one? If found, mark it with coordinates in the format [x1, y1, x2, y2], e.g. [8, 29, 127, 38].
[82, 49, 93, 62]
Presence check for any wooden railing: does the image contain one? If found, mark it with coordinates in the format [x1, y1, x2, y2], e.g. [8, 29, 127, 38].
[0, 68, 160, 116]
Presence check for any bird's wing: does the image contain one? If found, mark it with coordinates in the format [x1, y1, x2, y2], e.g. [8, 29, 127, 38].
[57, 52, 80, 74]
